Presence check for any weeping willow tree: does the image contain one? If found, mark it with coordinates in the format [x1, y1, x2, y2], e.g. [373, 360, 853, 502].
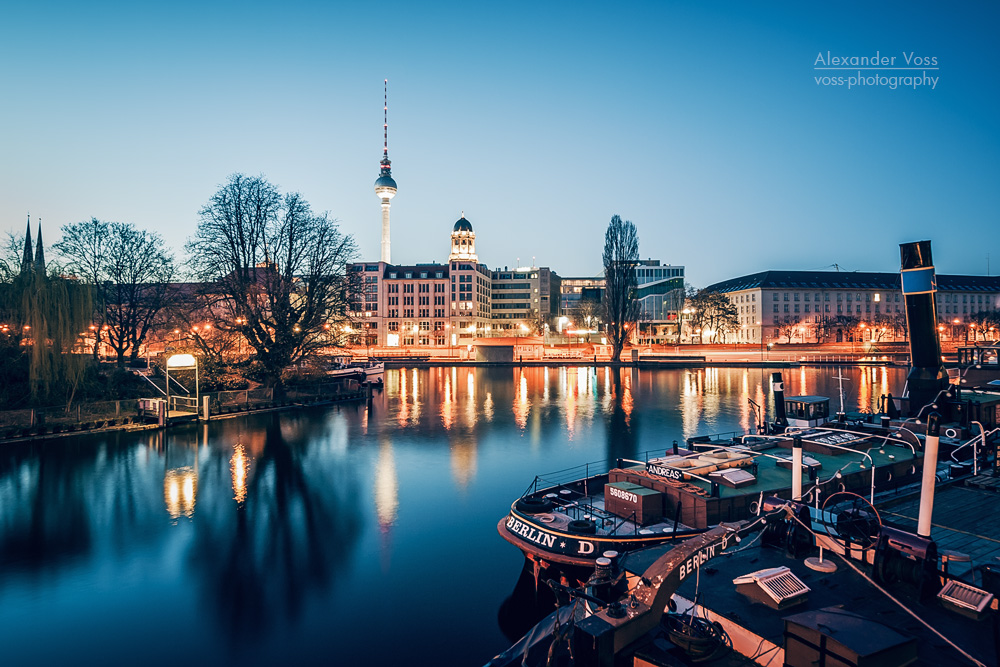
[13, 271, 93, 407]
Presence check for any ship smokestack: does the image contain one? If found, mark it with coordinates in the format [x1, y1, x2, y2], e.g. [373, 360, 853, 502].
[917, 412, 941, 538]
[771, 372, 788, 431]
[900, 241, 949, 418]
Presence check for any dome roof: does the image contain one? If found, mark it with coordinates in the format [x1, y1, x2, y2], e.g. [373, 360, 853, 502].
[374, 175, 397, 190]
[453, 216, 473, 233]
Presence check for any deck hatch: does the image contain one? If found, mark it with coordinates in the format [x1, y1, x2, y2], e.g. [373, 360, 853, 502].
[734, 566, 810, 608]
[937, 579, 994, 619]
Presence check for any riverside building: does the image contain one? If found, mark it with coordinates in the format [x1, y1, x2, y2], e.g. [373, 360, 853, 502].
[705, 270, 1000, 345]
[349, 214, 567, 349]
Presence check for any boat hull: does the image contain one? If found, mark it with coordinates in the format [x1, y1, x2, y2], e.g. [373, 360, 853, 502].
[497, 511, 701, 569]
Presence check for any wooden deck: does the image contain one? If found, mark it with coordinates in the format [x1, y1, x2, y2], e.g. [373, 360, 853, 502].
[878, 483, 1000, 577]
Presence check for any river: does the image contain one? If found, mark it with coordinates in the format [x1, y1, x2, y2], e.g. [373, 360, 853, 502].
[0, 365, 905, 665]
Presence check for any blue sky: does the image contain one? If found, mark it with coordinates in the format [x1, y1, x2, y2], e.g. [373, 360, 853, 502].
[2, 1, 997, 286]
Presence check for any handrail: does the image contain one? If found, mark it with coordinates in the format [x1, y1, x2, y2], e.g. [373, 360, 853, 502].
[134, 370, 166, 396]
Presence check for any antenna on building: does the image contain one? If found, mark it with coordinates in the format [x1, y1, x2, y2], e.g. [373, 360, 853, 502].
[383, 79, 389, 157]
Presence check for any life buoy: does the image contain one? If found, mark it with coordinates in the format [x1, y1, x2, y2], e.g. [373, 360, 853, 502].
[944, 427, 959, 439]
[567, 519, 597, 534]
[515, 497, 554, 514]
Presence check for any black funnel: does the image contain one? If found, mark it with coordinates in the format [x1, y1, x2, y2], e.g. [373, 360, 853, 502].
[900, 241, 949, 418]
[771, 372, 788, 429]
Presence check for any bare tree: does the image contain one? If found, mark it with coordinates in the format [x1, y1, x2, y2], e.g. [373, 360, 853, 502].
[103, 224, 175, 366]
[0, 232, 26, 283]
[685, 289, 739, 343]
[968, 310, 1000, 343]
[56, 220, 174, 366]
[602, 215, 639, 362]
[775, 323, 795, 344]
[867, 312, 895, 346]
[575, 296, 604, 343]
[54, 218, 110, 358]
[186, 174, 357, 388]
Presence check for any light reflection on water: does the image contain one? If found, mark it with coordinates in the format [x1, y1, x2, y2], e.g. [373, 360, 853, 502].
[0, 365, 906, 666]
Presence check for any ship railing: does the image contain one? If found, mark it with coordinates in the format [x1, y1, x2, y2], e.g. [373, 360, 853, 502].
[523, 448, 701, 499]
[608, 510, 640, 537]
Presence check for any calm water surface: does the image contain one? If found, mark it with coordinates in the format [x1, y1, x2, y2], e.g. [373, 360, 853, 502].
[0, 366, 904, 665]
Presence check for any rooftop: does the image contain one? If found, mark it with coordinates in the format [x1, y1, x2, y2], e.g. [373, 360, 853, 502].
[706, 270, 1000, 294]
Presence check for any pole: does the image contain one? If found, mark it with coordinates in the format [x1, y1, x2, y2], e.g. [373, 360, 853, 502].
[792, 434, 803, 502]
[917, 412, 941, 538]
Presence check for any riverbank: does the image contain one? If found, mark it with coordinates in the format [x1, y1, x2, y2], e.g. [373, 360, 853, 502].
[381, 358, 897, 369]
[0, 388, 369, 445]
[364, 341, 917, 367]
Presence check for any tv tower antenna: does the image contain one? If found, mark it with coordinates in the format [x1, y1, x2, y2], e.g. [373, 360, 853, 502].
[374, 79, 398, 264]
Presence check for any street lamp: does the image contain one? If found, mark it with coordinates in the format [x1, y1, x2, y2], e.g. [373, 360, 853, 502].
[758, 322, 764, 362]
[165, 353, 199, 418]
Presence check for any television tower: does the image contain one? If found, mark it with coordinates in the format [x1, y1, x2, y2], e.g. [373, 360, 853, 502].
[374, 79, 397, 263]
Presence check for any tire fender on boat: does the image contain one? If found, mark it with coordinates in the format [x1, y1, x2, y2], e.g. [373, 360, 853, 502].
[515, 497, 554, 514]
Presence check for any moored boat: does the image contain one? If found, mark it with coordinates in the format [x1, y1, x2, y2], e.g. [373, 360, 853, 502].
[498, 418, 925, 581]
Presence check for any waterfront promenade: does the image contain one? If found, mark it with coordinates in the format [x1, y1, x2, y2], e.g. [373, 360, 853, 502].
[358, 341, 926, 367]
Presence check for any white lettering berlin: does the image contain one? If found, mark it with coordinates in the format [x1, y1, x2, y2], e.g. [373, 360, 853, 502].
[506, 515, 557, 549]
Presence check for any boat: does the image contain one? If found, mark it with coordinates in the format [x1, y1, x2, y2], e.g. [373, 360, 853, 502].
[490, 424, 1000, 667]
[327, 358, 384, 382]
[491, 241, 1000, 666]
[498, 413, 928, 583]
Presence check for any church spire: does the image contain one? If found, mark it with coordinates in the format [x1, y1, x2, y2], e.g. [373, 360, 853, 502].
[34, 220, 45, 274]
[21, 214, 33, 275]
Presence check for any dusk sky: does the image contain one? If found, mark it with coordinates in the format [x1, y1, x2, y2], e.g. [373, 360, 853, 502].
[2, 1, 997, 287]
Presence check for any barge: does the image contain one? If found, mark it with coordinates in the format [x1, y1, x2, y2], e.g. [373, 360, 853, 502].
[499, 415, 926, 580]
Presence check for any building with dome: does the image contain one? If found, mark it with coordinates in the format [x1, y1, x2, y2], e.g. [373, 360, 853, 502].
[346, 87, 561, 351]
[449, 214, 476, 262]
[348, 211, 569, 350]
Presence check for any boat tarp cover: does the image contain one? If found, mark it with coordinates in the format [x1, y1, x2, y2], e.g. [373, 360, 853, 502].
[484, 604, 577, 667]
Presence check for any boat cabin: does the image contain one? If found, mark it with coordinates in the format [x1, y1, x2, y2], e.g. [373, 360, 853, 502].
[784, 396, 830, 428]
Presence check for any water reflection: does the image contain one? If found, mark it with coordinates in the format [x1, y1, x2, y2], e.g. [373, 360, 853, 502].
[0, 365, 911, 665]
[164, 466, 197, 519]
[230, 443, 250, 506]
[188, 414, 361, 639]
[375, 438, 399, 530]
[606, 370, 638, 465]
